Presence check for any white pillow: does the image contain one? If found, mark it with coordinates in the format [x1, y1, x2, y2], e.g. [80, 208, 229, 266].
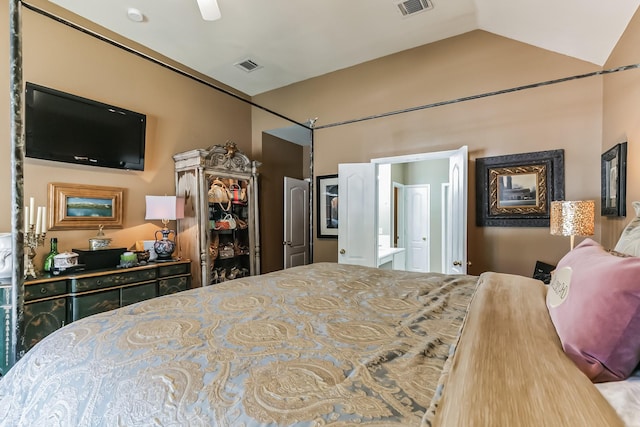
[614, 202, 640, 256]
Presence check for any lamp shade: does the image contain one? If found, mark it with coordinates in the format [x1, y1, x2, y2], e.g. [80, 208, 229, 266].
[145, 196, 185, 221]
[550, 200, 595, 237]
[550, 200, 595, 250]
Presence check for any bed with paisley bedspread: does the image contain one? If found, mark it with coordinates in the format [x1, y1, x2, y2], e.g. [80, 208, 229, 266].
[0, 262, 630, 426]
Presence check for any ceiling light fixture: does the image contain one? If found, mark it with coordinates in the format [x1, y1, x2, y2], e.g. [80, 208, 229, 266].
[196, 0, 221, 21]
[126, 7, 145, 23]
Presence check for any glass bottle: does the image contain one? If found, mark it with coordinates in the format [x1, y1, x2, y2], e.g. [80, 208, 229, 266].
[43, 238, 58, 273]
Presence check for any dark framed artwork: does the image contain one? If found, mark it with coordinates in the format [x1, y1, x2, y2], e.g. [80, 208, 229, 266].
[476, 149, 565, 227]
[316, 174, 339, 238]
[601, 142, 627, 217]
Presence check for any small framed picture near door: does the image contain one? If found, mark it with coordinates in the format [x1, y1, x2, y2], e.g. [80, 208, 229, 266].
[316, 174, 339, 238]
[601, 142, 627, 217]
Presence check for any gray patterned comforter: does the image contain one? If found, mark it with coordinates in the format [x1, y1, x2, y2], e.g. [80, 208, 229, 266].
[0, 263, 478, 426]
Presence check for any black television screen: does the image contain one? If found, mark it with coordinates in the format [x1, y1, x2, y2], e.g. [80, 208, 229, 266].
[25, 82, 146, 171]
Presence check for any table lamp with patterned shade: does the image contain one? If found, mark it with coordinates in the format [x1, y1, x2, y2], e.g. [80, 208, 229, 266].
[550, 200, 595, 250]
[145, 195, 185, 261]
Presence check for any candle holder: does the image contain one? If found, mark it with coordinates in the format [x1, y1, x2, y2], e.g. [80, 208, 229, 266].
[24, 225, 46, 279]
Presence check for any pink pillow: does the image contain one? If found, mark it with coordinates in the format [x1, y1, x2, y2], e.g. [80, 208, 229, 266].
[547, 238, 640, 382]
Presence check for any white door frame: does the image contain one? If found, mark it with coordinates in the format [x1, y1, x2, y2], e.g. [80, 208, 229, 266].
[392, 181, 405, 249]
[441, 182, 450, 273]
[372, 146, 468, 274]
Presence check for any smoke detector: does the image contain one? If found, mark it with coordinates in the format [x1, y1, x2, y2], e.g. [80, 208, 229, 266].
[127, 7, 145, 22]
[394, 0, 434, 17]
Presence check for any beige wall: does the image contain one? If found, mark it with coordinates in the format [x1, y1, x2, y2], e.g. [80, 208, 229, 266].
[6, 4, 639, 279]
[1, 5, 252, 267]
[602, 8, 640, 249]
[255, 30, 604, 276]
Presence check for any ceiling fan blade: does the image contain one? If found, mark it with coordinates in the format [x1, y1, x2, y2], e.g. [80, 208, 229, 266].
[196, 0, 221, 21]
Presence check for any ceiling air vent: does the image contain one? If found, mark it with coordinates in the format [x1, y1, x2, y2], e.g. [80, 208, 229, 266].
[395, 0, 433, 16]
[234, 58, 262, 73]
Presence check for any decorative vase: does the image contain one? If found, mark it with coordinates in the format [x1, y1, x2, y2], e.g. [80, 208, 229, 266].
[154, 228, 176, 261]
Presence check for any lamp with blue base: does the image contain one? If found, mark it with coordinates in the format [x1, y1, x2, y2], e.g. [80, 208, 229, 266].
[145, 195, 185, 261]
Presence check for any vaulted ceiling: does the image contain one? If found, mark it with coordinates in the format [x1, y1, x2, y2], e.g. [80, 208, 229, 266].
[40, 0, 640, 96]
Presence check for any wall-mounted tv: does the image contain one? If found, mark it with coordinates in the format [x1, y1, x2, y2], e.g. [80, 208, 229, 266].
[25, 82, 146, 171]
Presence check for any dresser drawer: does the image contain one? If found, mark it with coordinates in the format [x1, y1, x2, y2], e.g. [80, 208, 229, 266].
[159, 275, 190, 296]
[70, 289, 120, 321]
[70, 269, 157, 293]
[121, 282, 158, 306]
[25, 280, 67, 301]
[22, 297, 67, 352]
[158, 263, 190, 277]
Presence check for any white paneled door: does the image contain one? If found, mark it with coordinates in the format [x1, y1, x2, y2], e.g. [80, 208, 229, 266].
[284, 177, 310, 269]
[337, 163, 377, 267]
[405, 185, 430, 272]
[445, 146, 468, 274]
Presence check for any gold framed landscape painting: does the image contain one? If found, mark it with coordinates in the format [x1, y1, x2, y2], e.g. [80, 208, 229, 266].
[48, 182, 124, 230]
[476, 149, 565, 227]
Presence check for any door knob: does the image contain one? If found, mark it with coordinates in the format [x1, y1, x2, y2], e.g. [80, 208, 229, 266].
[422, 237, 427, 241]
[340, 249, 346, 254]
[453, 260, 462, 266]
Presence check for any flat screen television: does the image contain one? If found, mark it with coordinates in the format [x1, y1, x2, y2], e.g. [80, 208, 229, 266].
[25, 82, 147, 171]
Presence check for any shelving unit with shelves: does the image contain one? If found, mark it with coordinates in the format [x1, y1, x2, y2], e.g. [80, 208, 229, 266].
[174, 143, 260, 287]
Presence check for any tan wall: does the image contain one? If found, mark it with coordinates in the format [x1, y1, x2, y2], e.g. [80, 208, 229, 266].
[6, 5, 633, 278]
[255, 30, 604, 276]
[1, 6, 252, 268]
[602, 8, 640, 249]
